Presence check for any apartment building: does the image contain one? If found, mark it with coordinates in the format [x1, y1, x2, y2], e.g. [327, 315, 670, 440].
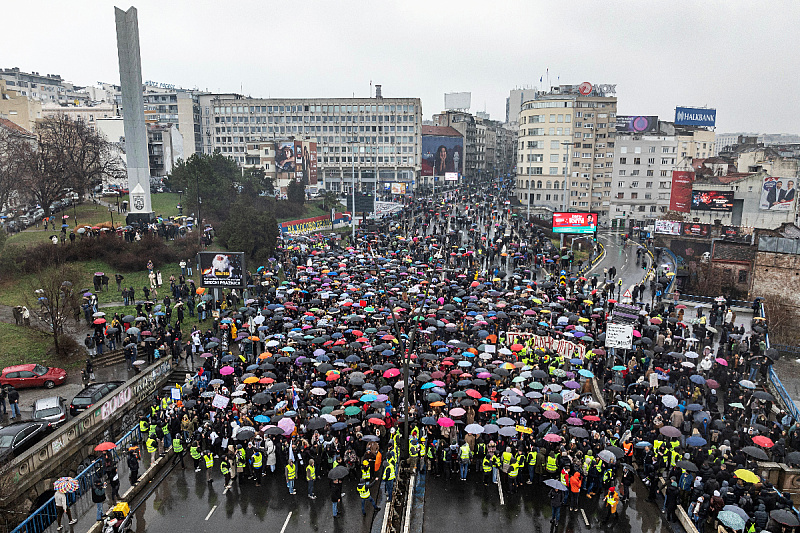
[516, 84, 617, 218]
[198, 90, 422, 192]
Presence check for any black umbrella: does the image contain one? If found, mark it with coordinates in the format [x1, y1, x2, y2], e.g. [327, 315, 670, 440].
[251, 393, 272, 405]
[741, 446, 769, 461]
[676, 460, 698, 472]
[236, 428, 256, 440]
[306, 418, 328, 430]
[786, 451, 800, 466]
[605, 445, 624, 459]
[752, 391, 774, 402]
[771, 510, 800, 527]
[328, 466, 349, 480]
[264, 427, 285, 436]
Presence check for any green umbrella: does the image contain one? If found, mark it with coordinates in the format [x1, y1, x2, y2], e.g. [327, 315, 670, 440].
[344, 406, 361, 416]
[426, 393, 442, 402]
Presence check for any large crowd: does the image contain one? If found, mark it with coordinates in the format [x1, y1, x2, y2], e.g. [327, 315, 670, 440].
[83, 181, 800, 532]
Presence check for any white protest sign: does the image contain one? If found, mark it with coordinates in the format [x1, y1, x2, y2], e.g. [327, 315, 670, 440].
[605, 323, 634, 350]
[212, 393, 230, 409]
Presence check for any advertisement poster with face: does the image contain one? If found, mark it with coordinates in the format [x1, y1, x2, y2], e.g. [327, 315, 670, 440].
[422, 135, 464, 176]
[760, 176, 796, 211]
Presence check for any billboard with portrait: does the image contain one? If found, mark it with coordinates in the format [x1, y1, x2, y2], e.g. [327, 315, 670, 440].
[669, 170, 694, 213]
[615, 115, 658, 133]
[422, 135, 464, 177]
[682, 223, 710, 237]
[275, 142, 295, 174]
[552, 212, 597, 234]
[198, 252, 245, 288]
[760, 176, 796, 211]
[654, 219, 682, 235]
[690, 190, 734, 212]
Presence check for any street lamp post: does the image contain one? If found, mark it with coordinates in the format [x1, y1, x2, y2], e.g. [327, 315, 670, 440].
[349, 141, 358, 243]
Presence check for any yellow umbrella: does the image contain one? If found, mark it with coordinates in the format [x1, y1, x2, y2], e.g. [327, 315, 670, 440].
[578, 317, 590, 323]
[243, 376, 259, 384]
[583, 299, 593, 305]
[532, 298, 542, 304]
[665, 272, 675, 277]
[734, 469, 760, 484]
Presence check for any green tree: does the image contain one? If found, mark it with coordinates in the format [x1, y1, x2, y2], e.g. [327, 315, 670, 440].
[240, 167, 274, 197]
[168, 151, 239, 224]
[25, 263, 82, 357]
[217, 198, 279, 266]
[287, 179, 305, 205]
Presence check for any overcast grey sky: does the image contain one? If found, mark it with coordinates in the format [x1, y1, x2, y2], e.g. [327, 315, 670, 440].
[3, 0, 797, 132]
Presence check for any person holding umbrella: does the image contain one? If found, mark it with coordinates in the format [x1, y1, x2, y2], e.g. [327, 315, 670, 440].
[548, 484, 565, 525]
[54, 478, 79, 530]
[330, 475, 343, 518]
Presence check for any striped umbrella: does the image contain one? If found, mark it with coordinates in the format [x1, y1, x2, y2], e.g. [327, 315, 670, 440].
[54, 477, 79, 493]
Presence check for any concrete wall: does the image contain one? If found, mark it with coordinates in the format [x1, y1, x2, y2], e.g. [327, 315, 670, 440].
[750, 251, 800, 307]
[0, 360, 174, 508]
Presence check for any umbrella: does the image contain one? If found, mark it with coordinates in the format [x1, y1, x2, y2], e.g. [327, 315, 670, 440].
[465, 423, 484, 434]
[723, 505, 750, 521]
[660, 426, 682, 438]
[771, 510, 800, 527]
[686, 436, 707, 447]
[328, 466, 349, 480]
[53, 477, 79, 493]
[676, 460, 698, 472]
[236, 428, 256, 440]
[786, 451, 800, 466]
[544, 479, 567, 491]
[733, 469, 760, 484]
[94, 442, 117, 451]
[752, 435, 774, 448]
[741, 446, 769, 460]
[717, 511, 746, 531]
[597, 450, 616, 463]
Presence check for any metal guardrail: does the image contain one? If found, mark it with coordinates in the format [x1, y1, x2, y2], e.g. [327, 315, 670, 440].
[10, 425, 141, 533]
[577, 242, 604, 277]
[760, 302, 800, 424]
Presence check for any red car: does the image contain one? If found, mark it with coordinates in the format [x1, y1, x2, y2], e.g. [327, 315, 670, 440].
[0, 364, 67, 389]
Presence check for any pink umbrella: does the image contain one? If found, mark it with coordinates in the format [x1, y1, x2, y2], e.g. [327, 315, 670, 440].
[220, 366, 234, 375]
[278, 417, 295, 435]
[543, 410, 561, 419]
[449, 407, 466, 417]
[437, 417, 455, 428]
[543, 433, 563, 443]
[432, 380, 445, 387]
[383, 368, 400, 378]
[477, 372, 492, 379]
[632, 330, 642, 338]
[566, 417, 583, 425]
[715, 357, 728, 366]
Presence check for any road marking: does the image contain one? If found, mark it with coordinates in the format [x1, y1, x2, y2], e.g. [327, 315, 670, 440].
[222, 486, 229, 495]
[497, 480, 505, 505]
[279, 512, 292, 533]
[581, 508, 589, 526]
[204, 505, 217, 521]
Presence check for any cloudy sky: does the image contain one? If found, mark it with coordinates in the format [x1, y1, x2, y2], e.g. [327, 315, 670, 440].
[3, 0, 797, 132]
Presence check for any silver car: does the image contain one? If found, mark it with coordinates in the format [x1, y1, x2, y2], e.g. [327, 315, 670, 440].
[32, 396, 68, 428]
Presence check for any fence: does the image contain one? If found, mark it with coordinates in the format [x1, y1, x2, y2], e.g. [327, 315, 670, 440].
[760, 302, 800, 424]
[576, 242, 605, 277]
[10, 425, 141, 533]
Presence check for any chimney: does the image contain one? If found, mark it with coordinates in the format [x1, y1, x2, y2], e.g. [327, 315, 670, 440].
[375, 84, 382, 99]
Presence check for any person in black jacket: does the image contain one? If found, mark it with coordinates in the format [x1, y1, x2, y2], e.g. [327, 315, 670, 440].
[127, 449, 139, 485]
[664, 479, 680, 522]
[91, 476, 106, 522]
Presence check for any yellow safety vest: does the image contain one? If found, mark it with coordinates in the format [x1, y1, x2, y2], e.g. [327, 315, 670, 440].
[460, 445, 471, 460]
[357, 483, 370, 499]
[204, 454, 214, 468]
[252, 452, 263, 468]
[172, 438, 183, 453]
[527, 451, 537, 466]
[546, 455, 558, 472]
[509, 461, 520, 478]
[146, 438, 156, 453]
[220, 461, 230, 475]
[409, 443, 419, 457]
[482, 457, 492, 472]
[190, 446, 201, 459]
[139, 420, 149, 433]
[287, 464, 297, 479]
[384, 463, 396, 480]
[306, 465, 315, 480]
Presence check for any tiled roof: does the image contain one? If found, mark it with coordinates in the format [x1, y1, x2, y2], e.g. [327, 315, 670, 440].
[712, 242, 755, 263]
[0, 117, 33, 137]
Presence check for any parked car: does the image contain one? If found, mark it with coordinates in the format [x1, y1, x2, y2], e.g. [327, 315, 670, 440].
[0, 364, 67, 389]
[69, 381, 124, 416]
[0, 422, 50, 462]
[32, 396, 68, 428]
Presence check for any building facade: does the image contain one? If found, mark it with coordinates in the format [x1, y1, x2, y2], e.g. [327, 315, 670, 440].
[0, 80, 42, 132]
[516, 84, 617, 218]
[198, 93, 422, 192]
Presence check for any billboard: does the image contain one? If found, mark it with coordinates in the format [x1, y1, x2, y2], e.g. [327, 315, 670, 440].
[390, 183, 407, 195]
[552, 212, 597, 234]
[444, 92, 471, 110]
[669, 170, 694, 213]
[654, 219, 682, 235]
[605, 323, 633, 350]
[675, 107, 716, 127]
[198, 252, 245, 288]
[275, 142, 296, 174]
[760, 176, 796, 211]
[422, 135, 464, 177]
[279, 215, 333, 235]
[445, 172, 459, 181]
[690, 190, 734, 212]
[615, 115, 658, 133]
[721, 226, 753, 243]
[275, 140, 317, 184]
[682, 223, 710, 237]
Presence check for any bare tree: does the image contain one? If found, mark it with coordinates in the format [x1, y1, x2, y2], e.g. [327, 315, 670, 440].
[762, 294, 800, 346]
[25, 263, 82, 357]
[14, 114, 123, 216]
[0, 125, 33, 212]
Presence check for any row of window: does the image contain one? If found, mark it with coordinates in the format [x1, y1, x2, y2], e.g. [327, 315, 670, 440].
[619, 146, 675, 154]
[617, 181, 671, 189]
[619, 169, 674, 177]
[619, 157, 676, 165]
[215, 114, 415, 124]
[213, 104, 416, 114]
[615, 192, 670, 200]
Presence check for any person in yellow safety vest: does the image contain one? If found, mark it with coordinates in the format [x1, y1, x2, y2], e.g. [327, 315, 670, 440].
[383, 460, 396, 502]
[145, 435, 157, 465]
[236, 446, 247, 484]
[203, 450, 214, 483]
[357, 480, 380, 516]
[459, 442, 472, 481]
[172, 435, 185, 469]
[408, 439, 420, 472]
[670, 449, 681, 467]
[603, 486, 620, 524]
[482, 455, 493, 485]
[190, 443, 202, 472]
[508, 455, 521, 494]
[426, 440, 434, 475]
[285, 458, 297, 495]
[251, 450, 263, 486]
[139, 416, 149, 439]
[306, 459, 316, 499]
[220, 456, 231, 487]
[653, 438, 664, 452]
[560, 466, 569, 486]
[419, 439, 428, 474]
[546, 451, 559, 475]
[361, 460, 371, 481]
[526, 448, 538, 485]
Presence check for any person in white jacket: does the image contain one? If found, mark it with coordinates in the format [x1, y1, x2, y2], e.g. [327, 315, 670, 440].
[265, 438, 277, 472]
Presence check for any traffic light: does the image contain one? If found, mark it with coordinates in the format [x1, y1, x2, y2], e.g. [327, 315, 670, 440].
[592, 231, 598, 243]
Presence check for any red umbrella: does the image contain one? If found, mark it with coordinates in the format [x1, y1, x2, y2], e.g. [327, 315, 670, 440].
[478, 404, 495, 412]
[583, 415, 601, 422]
[752, 435, 774, 448]
[706, 379, 720, 389]
[368, 418, 385, 426]
[94, 442, 117, 451]
[510, 344, 524, 352]
[543, 433, 563, 443]
[93, 318, 106, 325]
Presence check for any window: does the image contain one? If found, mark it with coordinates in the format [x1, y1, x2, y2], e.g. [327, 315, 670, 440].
[631, 181, 639, 188]
[550, 167, 558, 174]
[549, 114, 556, 123]
[619, 170, 626, 176]
[631, 170, 639, 176]
[648, 157, 655, 164]
[537, 180, 543, 188]
[630, 192, 638, 199]
[550, 154, 559, 163]
[620, 146, 627, 153]
[648, 146, 656, 153]
[663, 147, 670, 153]
[616, 192, 624, 199]
[644, 193, 652, 199]
[531, 167, 543, 175]
[738, 270, 748, 283]
[619, 157, 627, 164]
[633, 158, 641, 165]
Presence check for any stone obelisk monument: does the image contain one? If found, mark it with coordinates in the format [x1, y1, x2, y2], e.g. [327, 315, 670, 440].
[115, 6, 154, 225]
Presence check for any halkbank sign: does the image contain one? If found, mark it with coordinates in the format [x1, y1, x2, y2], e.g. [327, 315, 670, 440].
[675, 106, 716, 127]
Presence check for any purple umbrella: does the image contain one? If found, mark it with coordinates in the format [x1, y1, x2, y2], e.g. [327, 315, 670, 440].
[278, 417, 295, 435]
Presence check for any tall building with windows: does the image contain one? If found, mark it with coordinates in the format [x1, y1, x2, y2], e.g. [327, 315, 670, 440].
[516, 84, 617, 219]
[197, 92, 422, 193]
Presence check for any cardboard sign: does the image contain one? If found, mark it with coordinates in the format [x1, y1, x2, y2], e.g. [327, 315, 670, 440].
[561, 390, 578, 403]
[505, 332, 587, 359]
[484, 344, 496, 353]
[170, 387, 181, 400]
[212, 393, 229, 410]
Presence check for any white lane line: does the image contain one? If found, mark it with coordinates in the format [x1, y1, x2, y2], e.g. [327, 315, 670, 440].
[581, 508, 589, 526]
[204, 505, 217, 521]
[222, 486, 229, 495]
[279, 511, 292, 533]
[497, 479, 505, 505]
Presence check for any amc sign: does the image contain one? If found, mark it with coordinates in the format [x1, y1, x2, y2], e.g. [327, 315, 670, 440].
[100, 387, 132, 420]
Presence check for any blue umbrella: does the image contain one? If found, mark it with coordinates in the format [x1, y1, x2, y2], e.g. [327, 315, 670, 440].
[313, 381, 327, 387]
[420, 382, 435, 390]
[686, 436, 707, 447]
[254, 415, 270, 423]
[690, 375, 706, 385]
[578, 369, 594, 378]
